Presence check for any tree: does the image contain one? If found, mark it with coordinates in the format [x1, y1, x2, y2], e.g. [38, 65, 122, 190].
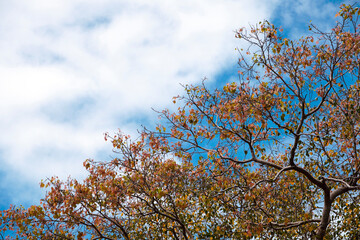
[1, 4, 360, 240]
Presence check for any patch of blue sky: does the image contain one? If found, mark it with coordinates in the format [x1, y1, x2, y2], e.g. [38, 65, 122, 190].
[112, 111, 154, 135]
[0, 167, 44, 209]
[210, 62, 239, 88]
[270, 0, 349, 39]
[0, 171, 13, 209]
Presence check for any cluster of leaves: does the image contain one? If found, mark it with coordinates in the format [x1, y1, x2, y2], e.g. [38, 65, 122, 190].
[1, 132, 254, 239]
[1, 4, 360, 240]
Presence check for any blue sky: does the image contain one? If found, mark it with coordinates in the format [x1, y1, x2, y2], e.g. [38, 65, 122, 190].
[0, 0, 348, 209]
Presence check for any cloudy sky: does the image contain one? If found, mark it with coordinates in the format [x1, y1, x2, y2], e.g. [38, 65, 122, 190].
[0, 0, 346, 208]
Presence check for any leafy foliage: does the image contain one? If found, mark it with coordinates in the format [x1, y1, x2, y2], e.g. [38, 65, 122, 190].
[1, 4, 360, 240]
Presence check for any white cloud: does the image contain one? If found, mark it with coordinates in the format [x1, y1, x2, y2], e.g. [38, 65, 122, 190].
[0, 0, 284, 205]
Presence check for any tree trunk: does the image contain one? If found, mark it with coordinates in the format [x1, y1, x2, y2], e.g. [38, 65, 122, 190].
[316, 192, 331, 239]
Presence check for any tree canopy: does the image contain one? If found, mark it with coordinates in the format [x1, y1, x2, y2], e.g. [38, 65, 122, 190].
[1, 4, 360, 240]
